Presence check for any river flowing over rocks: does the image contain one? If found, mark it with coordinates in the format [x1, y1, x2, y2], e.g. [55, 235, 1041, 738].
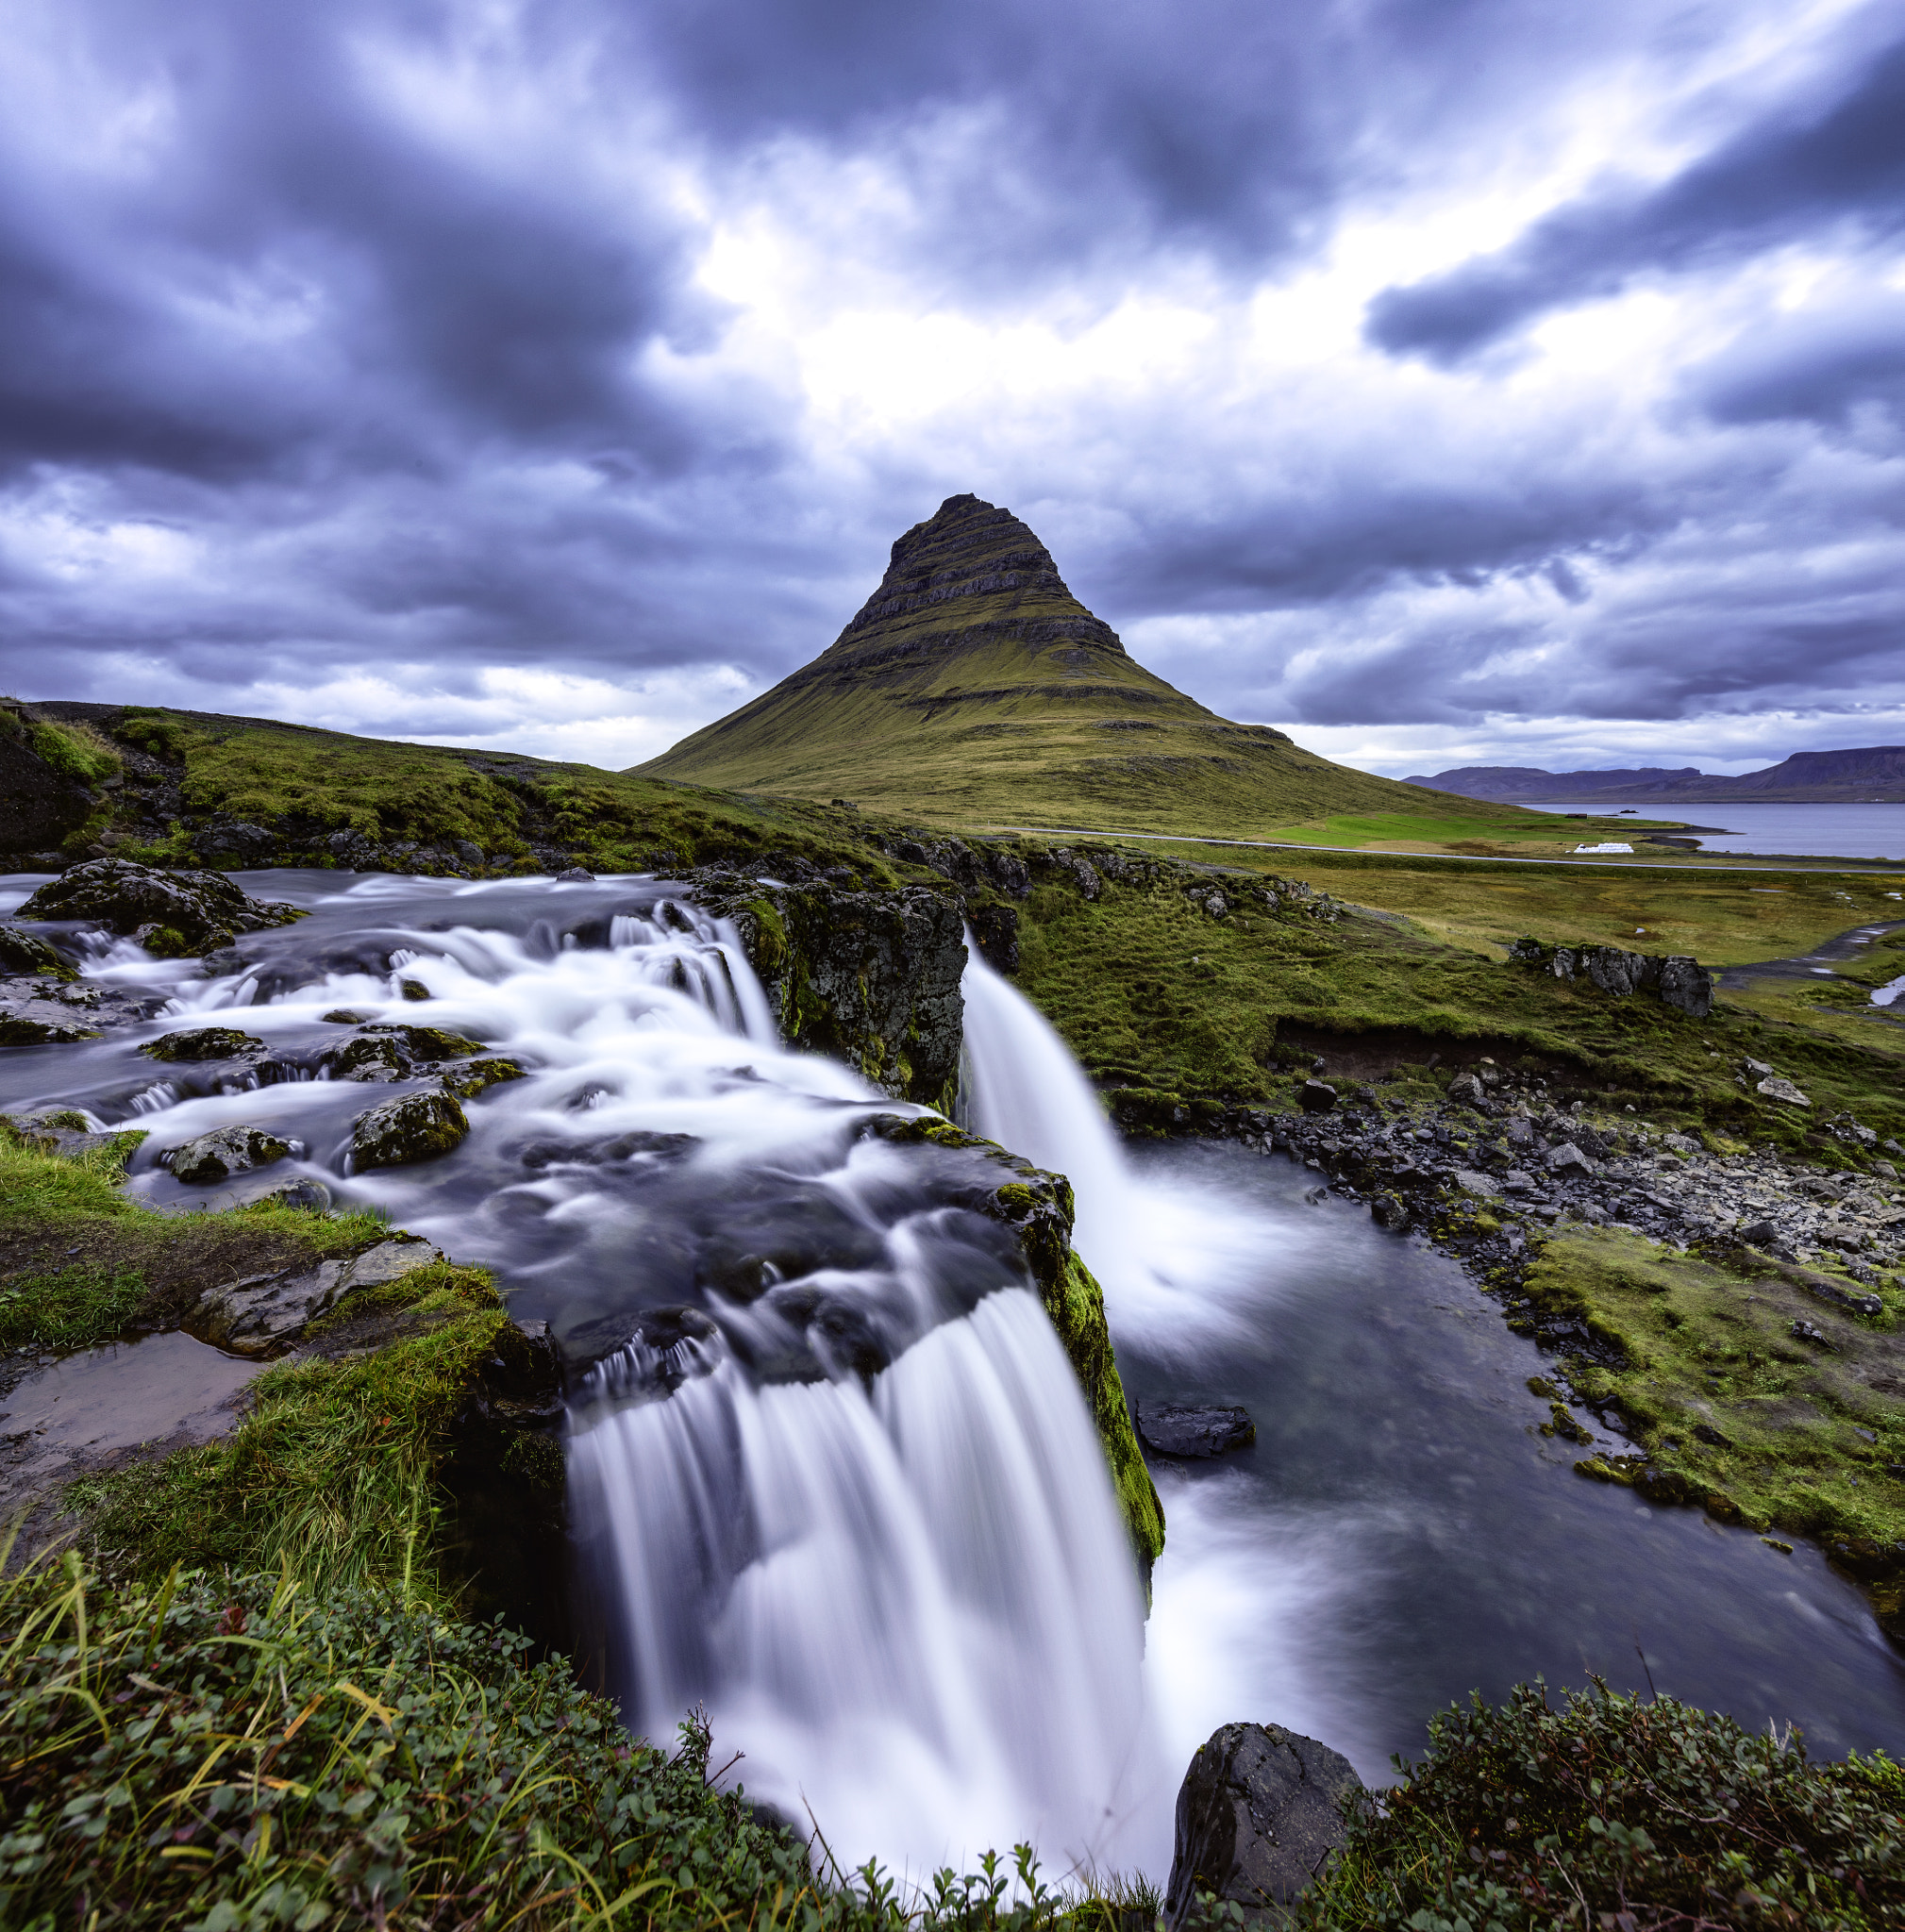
[6, 862, 1905, 1890]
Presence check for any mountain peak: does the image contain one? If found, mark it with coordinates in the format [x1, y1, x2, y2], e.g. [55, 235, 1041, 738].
[635, 495, 1445, 833]
[822, 492, 1128, 668]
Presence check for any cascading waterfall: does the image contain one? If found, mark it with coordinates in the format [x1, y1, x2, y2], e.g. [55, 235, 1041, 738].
[3, 873, 1160, 1876]
[958, 947, 1279, 1357]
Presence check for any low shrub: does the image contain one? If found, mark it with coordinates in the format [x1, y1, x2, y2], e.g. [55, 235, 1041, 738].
[1295, 1678, 1905, 1931]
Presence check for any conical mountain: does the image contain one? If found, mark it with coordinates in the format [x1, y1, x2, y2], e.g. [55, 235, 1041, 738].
[636, 494, 1476, 834]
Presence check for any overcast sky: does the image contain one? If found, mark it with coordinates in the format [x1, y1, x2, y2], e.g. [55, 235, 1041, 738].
[4, 0, 1902, 777]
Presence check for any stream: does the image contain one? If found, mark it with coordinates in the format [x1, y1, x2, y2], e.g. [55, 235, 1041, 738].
[3, 868, 1903, 1885]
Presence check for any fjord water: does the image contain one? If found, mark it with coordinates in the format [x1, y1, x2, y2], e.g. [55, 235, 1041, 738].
[1519, 799, 1905, 861]
[6, 871, 1904, 1885]
[958, 954, 1905, 1853]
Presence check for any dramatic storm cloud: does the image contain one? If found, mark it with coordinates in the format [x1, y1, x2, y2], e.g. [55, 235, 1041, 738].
[3, 0, 1901, 773]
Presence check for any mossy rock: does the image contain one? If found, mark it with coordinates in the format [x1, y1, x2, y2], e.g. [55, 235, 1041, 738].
[350, 1090, 470, 1171]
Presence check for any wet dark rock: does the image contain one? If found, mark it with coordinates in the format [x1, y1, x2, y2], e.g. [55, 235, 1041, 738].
[18, 858, 301, 956]
[809, 1297, 892, 1380]
[262, 1177, 333, 1211]
[1693, 1422, 1732, 1447]
[440, 1056, 526, 1098]
[142, 1026, 267, 1063]
[1166, 1722, 1363, 1926]
[695, 874, 966, 1108]
[0, 925, 68, 976]
[351, 1089, 470, 1170]
[632, 1306, 721, 1352]
[1297, 1080, 1336, 1115]
[1136, 1402, 1256, 1458]
[1369, 1194, 1409, 1229]
[168, 1125, 295, 1185]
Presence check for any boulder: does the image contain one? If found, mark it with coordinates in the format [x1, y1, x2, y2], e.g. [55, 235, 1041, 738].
[1369, 1194, 1409, 1229]
[1757, 1074, 1811, 1108]
[1546, 1141, 1594, 1178]
[351, 1089, 470, 1170]
[0, 925, 67, 976]
[167, 1125, 295, 1186]
[142, 1026, 267, 1063]
[1452, 1167, 1501, 1197]
[1165, 1722, 1363, 1926]
[198, 1236, 442, 1353]
[1136, 1403, 1256, 1458]
[18, 858, 301, 957]
[1738, 1218, 1779, 1246]
[1297, 1079, 1337, 1115]
[1445, 1071, 1486, 1107]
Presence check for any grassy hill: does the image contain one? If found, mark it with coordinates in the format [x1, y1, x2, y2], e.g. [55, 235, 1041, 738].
[634, 494, 1549, 843]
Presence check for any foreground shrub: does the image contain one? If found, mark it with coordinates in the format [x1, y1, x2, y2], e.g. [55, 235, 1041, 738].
[0, 1555, 1153, 1931]
[1295, 1679, 1905, 1931]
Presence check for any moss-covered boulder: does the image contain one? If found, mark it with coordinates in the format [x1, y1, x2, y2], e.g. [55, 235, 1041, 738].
[860, 1112, 1165, 1576]
[19, 858, 302, 956]
[167, 1125, 294, 1186]
[0, 925, 68, 977]
[350, 1089, 470, 1170]
[141, 1026, 266, 1063]
[696, 873, 965, 1109]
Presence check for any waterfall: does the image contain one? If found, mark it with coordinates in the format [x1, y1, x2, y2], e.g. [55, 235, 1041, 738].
[50, 874, 1160, 1876]
[958, 946, 1283, 1359]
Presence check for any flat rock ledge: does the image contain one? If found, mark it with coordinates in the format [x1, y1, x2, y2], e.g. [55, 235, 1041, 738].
[199, 1235, 443, 1354]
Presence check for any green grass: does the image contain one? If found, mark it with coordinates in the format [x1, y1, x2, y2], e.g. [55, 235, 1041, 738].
[1523, 1230, 1905, 1560]
[92, 705, 902, 879]
[1003, 858, 1905, 1154]
[0, 1125, 396, 1352]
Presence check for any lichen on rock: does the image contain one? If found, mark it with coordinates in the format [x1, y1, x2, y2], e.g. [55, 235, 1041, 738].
[351, 1089, 470, 1170]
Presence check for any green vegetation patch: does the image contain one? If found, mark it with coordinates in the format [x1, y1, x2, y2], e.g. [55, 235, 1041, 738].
[1523, 1230, 1905, 1554]
[1295, 1679, 1904, 1931]
[70, 1262, 507, 1603]
[0, 1127, 393, 1354]
[0, 1556, 851, 1932]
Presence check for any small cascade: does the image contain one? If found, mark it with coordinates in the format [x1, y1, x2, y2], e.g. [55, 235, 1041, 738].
[959, 947, 1279, 1357]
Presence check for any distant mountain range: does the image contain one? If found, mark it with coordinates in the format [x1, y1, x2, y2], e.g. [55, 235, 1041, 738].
[1405, 748, 1905, 805]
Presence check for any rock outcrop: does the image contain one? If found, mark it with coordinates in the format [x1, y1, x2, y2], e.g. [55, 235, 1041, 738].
[1166, 1722, 1363, 1925]
[197, 1236, 444, 1354]
[19, 858, 302, 957]
[1508, 936, 1714, 1018]
[695, 874, 966, 1109]
[166, 1125, 295, 1186]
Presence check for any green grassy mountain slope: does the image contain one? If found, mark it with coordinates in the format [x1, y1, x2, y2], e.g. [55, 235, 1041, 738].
[634, 493, 1515, 838]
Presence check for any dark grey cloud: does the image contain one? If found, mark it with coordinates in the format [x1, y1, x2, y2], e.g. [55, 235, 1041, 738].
[1365, 33, 1905, 364]
[1688, 290, 1905, 428]
[0, 0, 1898, 770]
